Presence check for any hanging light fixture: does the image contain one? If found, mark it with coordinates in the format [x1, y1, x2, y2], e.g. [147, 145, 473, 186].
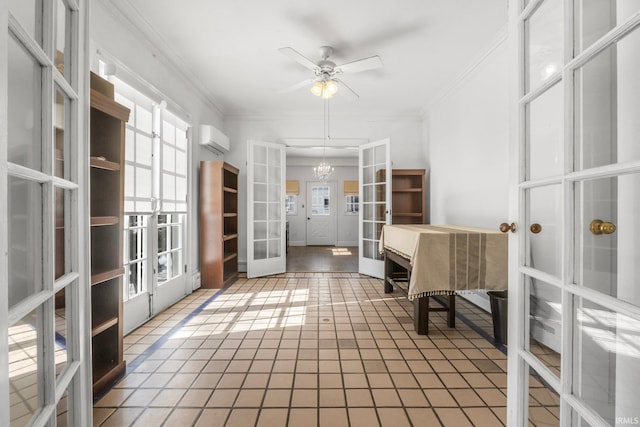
[313, 97, 334, 182]
[310, 78, 338, 99]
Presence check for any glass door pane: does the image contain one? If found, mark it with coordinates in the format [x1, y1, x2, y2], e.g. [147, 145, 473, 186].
[359, 138, 390, 279]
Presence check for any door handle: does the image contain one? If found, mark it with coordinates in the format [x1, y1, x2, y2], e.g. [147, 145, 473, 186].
[530, 223, 542, 234]
[307, 217, 310, 220]
[590, 219, 616, 235]
[499, 222, 516, 233]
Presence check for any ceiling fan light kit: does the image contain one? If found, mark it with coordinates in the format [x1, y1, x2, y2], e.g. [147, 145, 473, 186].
[279, 45, 383, 99]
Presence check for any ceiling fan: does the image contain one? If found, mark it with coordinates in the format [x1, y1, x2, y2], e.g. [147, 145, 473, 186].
[279, 46, 383, 99]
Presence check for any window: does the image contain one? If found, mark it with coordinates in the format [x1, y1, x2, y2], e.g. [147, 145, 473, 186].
[285, 195, 297, 215]
[157, 214, 183, 284]
[345, 195, 359, 215]
[311, 185, 330, 215]
[124, 215, 148, 299]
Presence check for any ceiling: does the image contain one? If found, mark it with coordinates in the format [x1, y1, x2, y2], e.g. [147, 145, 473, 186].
[104, 0, 507, 117]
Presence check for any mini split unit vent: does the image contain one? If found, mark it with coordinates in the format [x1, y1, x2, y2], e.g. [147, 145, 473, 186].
[199, 124, 230, 154]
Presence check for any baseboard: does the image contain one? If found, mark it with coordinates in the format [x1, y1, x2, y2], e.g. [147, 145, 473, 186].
[289, 241, 306, 246]
[191, 272, 201, 290]
[238, 260, 247, 273]
[460, 292, 490, 313]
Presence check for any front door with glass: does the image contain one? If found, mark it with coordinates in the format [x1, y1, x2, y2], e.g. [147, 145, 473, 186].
[306, 181, 336, 245]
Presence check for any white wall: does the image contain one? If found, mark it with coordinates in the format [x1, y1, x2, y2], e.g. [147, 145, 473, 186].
[425, 37, 509, 310]
[90, 1, 225, 290]
[286, 165, 359, 247]
[224, 114, 426, 271]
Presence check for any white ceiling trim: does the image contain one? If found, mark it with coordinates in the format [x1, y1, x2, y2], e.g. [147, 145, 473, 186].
[100, 0, 225, 117]
[420, 26, 508, 118]
[224, 111, 423, 123]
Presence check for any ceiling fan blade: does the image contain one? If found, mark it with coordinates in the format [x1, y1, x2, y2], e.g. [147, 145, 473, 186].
[334, 78, 359, 99]
[334, 55, 383, 74]
[278, 47, 319, 71]
[278, 78, 316, 93]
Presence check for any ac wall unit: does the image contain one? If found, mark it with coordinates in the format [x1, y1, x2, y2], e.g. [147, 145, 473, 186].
[199, 124, 230, 154]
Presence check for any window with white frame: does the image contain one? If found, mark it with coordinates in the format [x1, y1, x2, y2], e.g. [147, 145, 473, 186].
[285, 195, 297, 215]
[107, 74, 189, 300]
[345, 195, 359, 214]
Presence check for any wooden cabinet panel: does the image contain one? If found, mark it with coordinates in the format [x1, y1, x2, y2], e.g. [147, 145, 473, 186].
[391, 169, 427, 224]
[200, 161, 239, 288]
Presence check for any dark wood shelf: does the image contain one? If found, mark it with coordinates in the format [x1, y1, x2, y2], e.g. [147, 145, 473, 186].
[90, 156, 121, 171]
[91, 317, 118, 337]
[89, 72, 129, 398]
[201, 161, 239, 289]
[223, 253, 238, 262]
[91, 216, 120, 227]
[393, 188, 422, 193]
[91, 268, 124, 286]
[392, 169, 426, 225]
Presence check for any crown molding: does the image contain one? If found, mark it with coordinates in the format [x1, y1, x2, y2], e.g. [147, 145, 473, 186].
[98, 0, 225, 117]
[421, 26, 508, 119]
[224, 110, 424, 123]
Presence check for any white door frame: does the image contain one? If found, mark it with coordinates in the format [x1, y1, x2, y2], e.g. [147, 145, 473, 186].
[358, 138, 391, 279]
[306, 180, 337, 246]
[507, 1, 640, 425]
[247, 139, 286, 278]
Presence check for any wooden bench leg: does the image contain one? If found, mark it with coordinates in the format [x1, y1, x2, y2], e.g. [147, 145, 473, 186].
[384, 255, 393, 293]
[447, 294, 456, 327]
[414, 296, 429, 335]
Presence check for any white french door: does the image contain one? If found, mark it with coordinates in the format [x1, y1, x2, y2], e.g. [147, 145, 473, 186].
[247, 140, 286, 278]
[358, 138, 391, 279]
[507, 1, 640, 425]
[2, 0, 92, 425]
[115, 83, 189, 334]
[306, 181, 336, 246]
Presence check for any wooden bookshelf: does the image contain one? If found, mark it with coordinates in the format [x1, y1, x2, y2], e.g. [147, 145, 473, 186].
[391, 169, 427, 224]
[200, 161, 239, 288]
[89, 72, 130, 397]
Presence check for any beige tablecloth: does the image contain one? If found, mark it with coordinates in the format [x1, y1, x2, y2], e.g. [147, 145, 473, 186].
[379, 224, 508, 300]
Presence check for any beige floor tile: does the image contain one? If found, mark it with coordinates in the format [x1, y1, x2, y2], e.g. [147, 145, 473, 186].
[94, 388, 134, 407]
[342, 373, 368, 388]
[371, 389, 402, 407]
[269, 373, 294, 388]
[149, 389, 186, 407]
[99, 407, 143, 427]
[163, 408, 201, 426]
[121, 388, 160, 407]
[262, 389, 291, 407]
[178, 389, 214, 407]
[92, 408, 115, 426]
[434, 408, 473, 427]
[256, 408, 288, 427]
[463, 407, 504, 427]
[234, 389, 265, 407]
[406, 407, 442, 427]
[438, 372, 469, 388]
[191, 373, 222, 389]
[319, 389, 346, 407]
[319, 373, 343, 388]
[294, 373, 318, 388]
[113, 373, 150, 389]
[367, 373, 394, 388]
[194, 408, 230, 427]
[348, 408, 380, 427]
[424, 389, 458, 407]
[291, 389, 318, 407]
[319, 408, 349, 427]
[289, 408, 318, 427]
[450, 388, 485, 407]
[397, 389, 429, 407]
[226, 408, 260, 427]
[217, 373, 246, 388]
[377, 408, 411, 427]
[132, 407, 171, 426]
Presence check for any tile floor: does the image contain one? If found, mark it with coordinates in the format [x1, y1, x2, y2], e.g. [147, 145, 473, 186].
[94, 273, 559, 426]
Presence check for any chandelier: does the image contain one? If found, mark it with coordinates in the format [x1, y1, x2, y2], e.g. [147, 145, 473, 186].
[313, 97, 334, 182]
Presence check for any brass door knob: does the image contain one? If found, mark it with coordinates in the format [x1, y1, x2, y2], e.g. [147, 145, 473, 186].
[499, 222, 516, 233]
[530, 223, 542, 234]
[590, 219, 616, 235]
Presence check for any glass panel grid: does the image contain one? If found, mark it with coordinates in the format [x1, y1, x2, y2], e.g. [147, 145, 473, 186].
[123, 215, 147, 300]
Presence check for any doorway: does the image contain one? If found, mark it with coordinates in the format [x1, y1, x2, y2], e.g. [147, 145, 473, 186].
[306, 181, 337, 245]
